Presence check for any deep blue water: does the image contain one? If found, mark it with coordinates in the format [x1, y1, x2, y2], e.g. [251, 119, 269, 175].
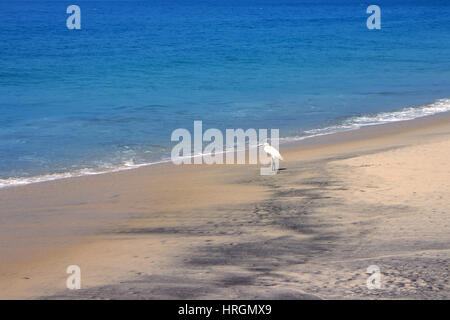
[1, 0, 450, 186]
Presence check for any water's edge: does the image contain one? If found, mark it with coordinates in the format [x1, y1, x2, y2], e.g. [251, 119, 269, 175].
[1, 98, 449, 189]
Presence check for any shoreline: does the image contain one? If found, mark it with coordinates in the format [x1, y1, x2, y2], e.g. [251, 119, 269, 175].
[1, 111, 450, 299]
[2, 99, 450, 190]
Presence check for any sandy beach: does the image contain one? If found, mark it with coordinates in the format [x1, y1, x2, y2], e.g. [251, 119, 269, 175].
[1, 113, 450, 299]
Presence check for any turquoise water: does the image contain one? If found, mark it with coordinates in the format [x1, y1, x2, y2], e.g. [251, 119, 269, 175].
[1, 0, 450, 186]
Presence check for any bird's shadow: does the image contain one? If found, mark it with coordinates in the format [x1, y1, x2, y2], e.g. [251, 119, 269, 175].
[278, 168, 287, 171]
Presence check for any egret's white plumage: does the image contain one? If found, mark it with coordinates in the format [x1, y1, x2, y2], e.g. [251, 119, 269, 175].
[263, 142, 283, 171]
[263, 143, 283, 160]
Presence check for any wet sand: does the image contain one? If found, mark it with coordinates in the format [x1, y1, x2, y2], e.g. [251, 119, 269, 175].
[1, 113, 450, 299]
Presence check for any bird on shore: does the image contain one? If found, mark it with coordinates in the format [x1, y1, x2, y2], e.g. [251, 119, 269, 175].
[263, 142, 283, 171]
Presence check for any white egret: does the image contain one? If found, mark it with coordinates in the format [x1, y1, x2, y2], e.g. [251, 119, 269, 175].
[263, 142, 283, 171]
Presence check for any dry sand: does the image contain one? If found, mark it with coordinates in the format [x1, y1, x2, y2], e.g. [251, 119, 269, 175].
[1, 113, 450, 299]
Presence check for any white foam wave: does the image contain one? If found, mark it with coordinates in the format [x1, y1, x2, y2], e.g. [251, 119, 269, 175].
[0, 158, 172, 189]
[282, 98, 450, 142]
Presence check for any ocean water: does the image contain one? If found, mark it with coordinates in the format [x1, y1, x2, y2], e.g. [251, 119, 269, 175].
[1, 0, 450, 187]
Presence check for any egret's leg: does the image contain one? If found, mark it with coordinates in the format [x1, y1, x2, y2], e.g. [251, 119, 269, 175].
[271, 158, 274, 172]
